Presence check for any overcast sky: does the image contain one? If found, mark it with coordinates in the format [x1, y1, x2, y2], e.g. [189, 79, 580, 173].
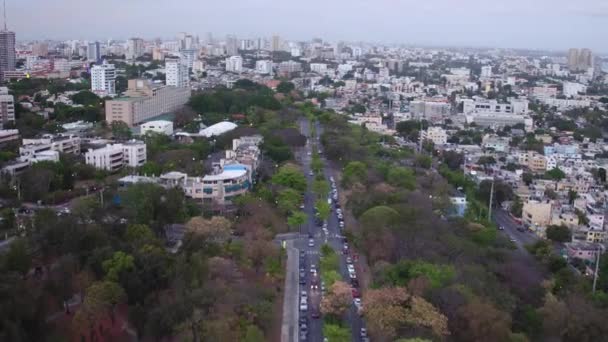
[11, 0, 608, 52]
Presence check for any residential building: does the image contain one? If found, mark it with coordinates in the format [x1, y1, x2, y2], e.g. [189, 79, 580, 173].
[420, 126, 447, 145]
[271, 35, 281, 51]
[85, 140, 147, 171]
[568, 48, 579, 71]
[409, 100, 451, 121]
[126, 38, 144, 60]
[165, 57, 190, 88]
[20, 134, 81, 159]
[1, 150, 59, 176]
[0, 87, 15, 128]
[480, 65, 492, 78]
[481, 134, 510, 152]
[87, 41, 101, 62]
[518, 151, 547, 172]
[225, 56, 243, 73]
[90, 61, 116, 96]
[0, 129, 18, 144]
[140, 120, 174, 135]
[32, 42, 48, 57]
[105, 79, 191, 127]
[277, 61, 302, 76]
[255, 60, 272, 75]
[565, 241, 603, 262]
[522, 199, 553, 234]
[562, 82, 587, 97]
[0, 29, 16, 82]
[310, 63, 328, 74]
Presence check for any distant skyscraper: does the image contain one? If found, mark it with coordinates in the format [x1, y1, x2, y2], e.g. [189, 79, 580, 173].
[0, 86, 15, 127]
[271, 35, 281, 51]
[578, 48, 593, 71]
[0, 29, 15, 82]
[90, 60, 116, 96]
[567, 48, 578, 71]
[225, 56, 243, 73]
[32, 42, 48, 57]
[127, 38, 144, 60]
[165, 56, 190, 88]
[225, 35, 238, 55]
[87, 41, 101, 62]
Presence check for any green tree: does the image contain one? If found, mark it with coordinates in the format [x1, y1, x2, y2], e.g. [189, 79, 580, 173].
[287, 211, 307, 230]
[545, 167, 566, 181]
[415, 154, 432, 169]
[323, 324, 350, 342]
[511, 197, 523, 217]
[125, 224, 156, 246]
[71, 90, 101, 106]
[343, 161, 367, 186]
[75, 281, 127, 328]
[277, 188, 302, 213]
[276, 81, 295, 94]
[272, 164, 307, 192]
[315, 199, 331, 220]
[102, 251, 135, 281]
[243, 325, 265, 342]
[546, 225, 572, 243]
[111, 121, 132, 140]
[312, 179, 330, 198]
[522, 172, 534, 186]
[3, 238, 31, 277]
[387, 167, 416, 190]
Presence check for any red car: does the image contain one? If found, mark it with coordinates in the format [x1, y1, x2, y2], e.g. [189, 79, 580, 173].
[351, 288, 360, 298]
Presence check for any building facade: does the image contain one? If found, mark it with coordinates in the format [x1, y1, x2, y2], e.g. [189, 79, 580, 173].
[85, 140, 147, 171]
[0, 87, 15, 128]
[0, 30, 16, 82]
[91, 61, 116, 96]
[165, 57, 190, 88]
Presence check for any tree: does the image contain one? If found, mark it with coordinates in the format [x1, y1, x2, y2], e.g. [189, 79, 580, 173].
[102, 251, 135, 282]
[276, 81, 295, 94]
[415, 154, 432, 169]
[3, 238, 32, 277]
[546, 225, 572, 243]
[343, 161, 367, 186]
[272, 164, 307, 192]
[312, 179, 330, 198]
[186, 216, 232, 244]
[364, 287, 448, 340]
[287, 211, 307, 230]
[387, 167, 416, 190]
[545, 167, 566, 181]
[323, 324, 350, 342]
[568, 190, 578, 205]
[111, 121, 132, 140]
[511, 197, 523, 217]
[522, 172, 534, 186]
[74, 281, 127, 331]
[71, 90, 101, 106]
[243, 325, 265, 342]
[125, 224, 156, 246]
[477, 180, 513, 207]
[477, 156, 496, 167]
[315, 199, 331, 221]
[277, 188, 302, 213]
[320, 281, 352, 317]
[443, 151, 464, 170]
[454, 298, 512, 342]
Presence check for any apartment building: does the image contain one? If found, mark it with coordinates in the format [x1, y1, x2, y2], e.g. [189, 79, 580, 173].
[165, 56, 190, 88]
[0, 86, 15, 128]
[105, 79, 190, 127]
[522, 199, 552, 235]
[225, 56, 243, 73]
[20, 134, 81, 159]
[91, 61, 116, 96]
[0, 129, 19, 144]
[420, 126, 448, 145]
[518, 151, 547, 172]
[85, 140, 147, 171]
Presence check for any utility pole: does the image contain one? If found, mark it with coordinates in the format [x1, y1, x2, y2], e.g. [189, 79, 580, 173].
[593, 245, 602, 294]
[488, 179, 494, 221]
[100, 188, 105, 207]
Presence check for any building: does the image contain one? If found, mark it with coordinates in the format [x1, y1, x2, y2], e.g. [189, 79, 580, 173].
[165, 57, 190, 88]
[127, 38, 144, 60]
[0, 87, 15, 128]
[277, 61, 302, 76]
[568, 48, 594, 72]
[522, 199, 552, 234]
[1, 150, 60, 176]
[255, 60, 272, 75]
[420, 126, 447, 145]
[152, 47, 165, 61]
[310, 63, 328, 74]
[20, 134, 81, 159]
[225, 56, 243, 73]
[105, 79, 191, 127]
[271, 35, 281, 51]
[565, 241, 604, 262]
[0, 29, 16, 82]
[32, 42, 48, 57]
[90, 61, 116, 96]
[481, 134, 510, 152]
[0, 129, 18, 144]
[140, 120, 174, 135]
[409, 101, 451, 122]
[462, 98, 528, 115]
[480, 66, 492, 78]
[225, 35, 238, 55]
[85, 140, 147, 171]
[562, 82, 587, 97]
[87, 42, 101, 62]
[568, 48, 579, 71]
[518, 151, 547, 172]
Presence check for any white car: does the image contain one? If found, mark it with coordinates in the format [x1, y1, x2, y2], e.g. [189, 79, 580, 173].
[360, 328, 367, 338]
[339, 221, 345, 229]
[301, 291, 308, 300]
[354, 298, 362, 308]
[308, 238, 315, 247]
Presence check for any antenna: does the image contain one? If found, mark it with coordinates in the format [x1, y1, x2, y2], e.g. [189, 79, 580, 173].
[3, 0, 6, 31]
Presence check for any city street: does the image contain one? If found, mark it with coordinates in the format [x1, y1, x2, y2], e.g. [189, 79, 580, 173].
[493, 208, 539, 250]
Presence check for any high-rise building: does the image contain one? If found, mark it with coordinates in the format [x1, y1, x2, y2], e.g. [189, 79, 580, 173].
[225, 35, 238, 56]
[225, 56, 243, 73]
[481, 65, 492, 78]
[578, 48, 593, 71]
[0, 30, 16, 82]
[127, 38, 144, 60]
[165, 56, 190, 88]
[87, 41, 101, 62]
[271, 35, 281, 51]
[32, 42, 48, 57]
[255, 60, 272, 75]
[0, 87, 15, 128]
[567, 48, 579, 71]
[91, 61, 116, 96]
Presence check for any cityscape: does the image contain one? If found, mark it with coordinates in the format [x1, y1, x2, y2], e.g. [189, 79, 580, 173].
[2, 1, 608, 342]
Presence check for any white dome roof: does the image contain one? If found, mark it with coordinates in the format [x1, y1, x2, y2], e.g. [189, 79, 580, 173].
[199, 121, 237, 137]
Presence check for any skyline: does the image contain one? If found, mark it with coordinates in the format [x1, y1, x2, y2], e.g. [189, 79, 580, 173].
[10, 0, 608, 53]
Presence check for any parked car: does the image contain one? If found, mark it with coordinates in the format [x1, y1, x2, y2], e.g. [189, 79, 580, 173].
[308, 238, 315, 247]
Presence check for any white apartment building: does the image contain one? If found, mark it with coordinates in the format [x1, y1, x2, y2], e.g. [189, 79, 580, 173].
[20, 134, 81, 159]
[91, 61, 117, 96]
[126, 38, 144, 60]
[140, 120, 174, 135]
[562, 82, 587, 97]
[310, 63, 328, 74]
[462, 98, 528, 115]
[255, 60, 272, 74]
[85, 140, 147, 172]
[165, 57, 190, 88]
[421, 126, 448, 145]
[0, 129, 19, 144]
[192, 60, 206, 73]
[0, 87, 15, 128]
[225, 56, 243, 73]
[481, 66, 492, 78]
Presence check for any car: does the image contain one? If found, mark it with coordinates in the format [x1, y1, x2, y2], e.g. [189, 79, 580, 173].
[339, 221, 345, 229]
[321, 281, 326, 293]
[352, 288, 360, 298]
[299, 316, 307, 325]
[347, 264, 355, 272]
[337, 213, 343, 220]
[336, 208, 342, 214]
[301, 290, 308, 299]
[311, 309, 320, 319]
[346, 256, 352, 264]
[311, 283, 319, 291]
[310, 264, 317, 273]
[330, 176, 334, 183]
[343, 243, 349, 250]
[323, 222, 328, 229]
[307, 152, 311, 156]
[351, 278, 359, 287]
[299, 302, 308, 311]
[498, 226, 505, 230]
[300, 204, 305, 209]
[299, 270, 306, 278]
[509, 238, 516, 243]
[354, 298, 362, 308]
[335, 203, 341, 209]
[360, 328, 367, 338]
[309, 171, 314, 176]
[308, 238, 315, 247]
[300, 250, 306, 257]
